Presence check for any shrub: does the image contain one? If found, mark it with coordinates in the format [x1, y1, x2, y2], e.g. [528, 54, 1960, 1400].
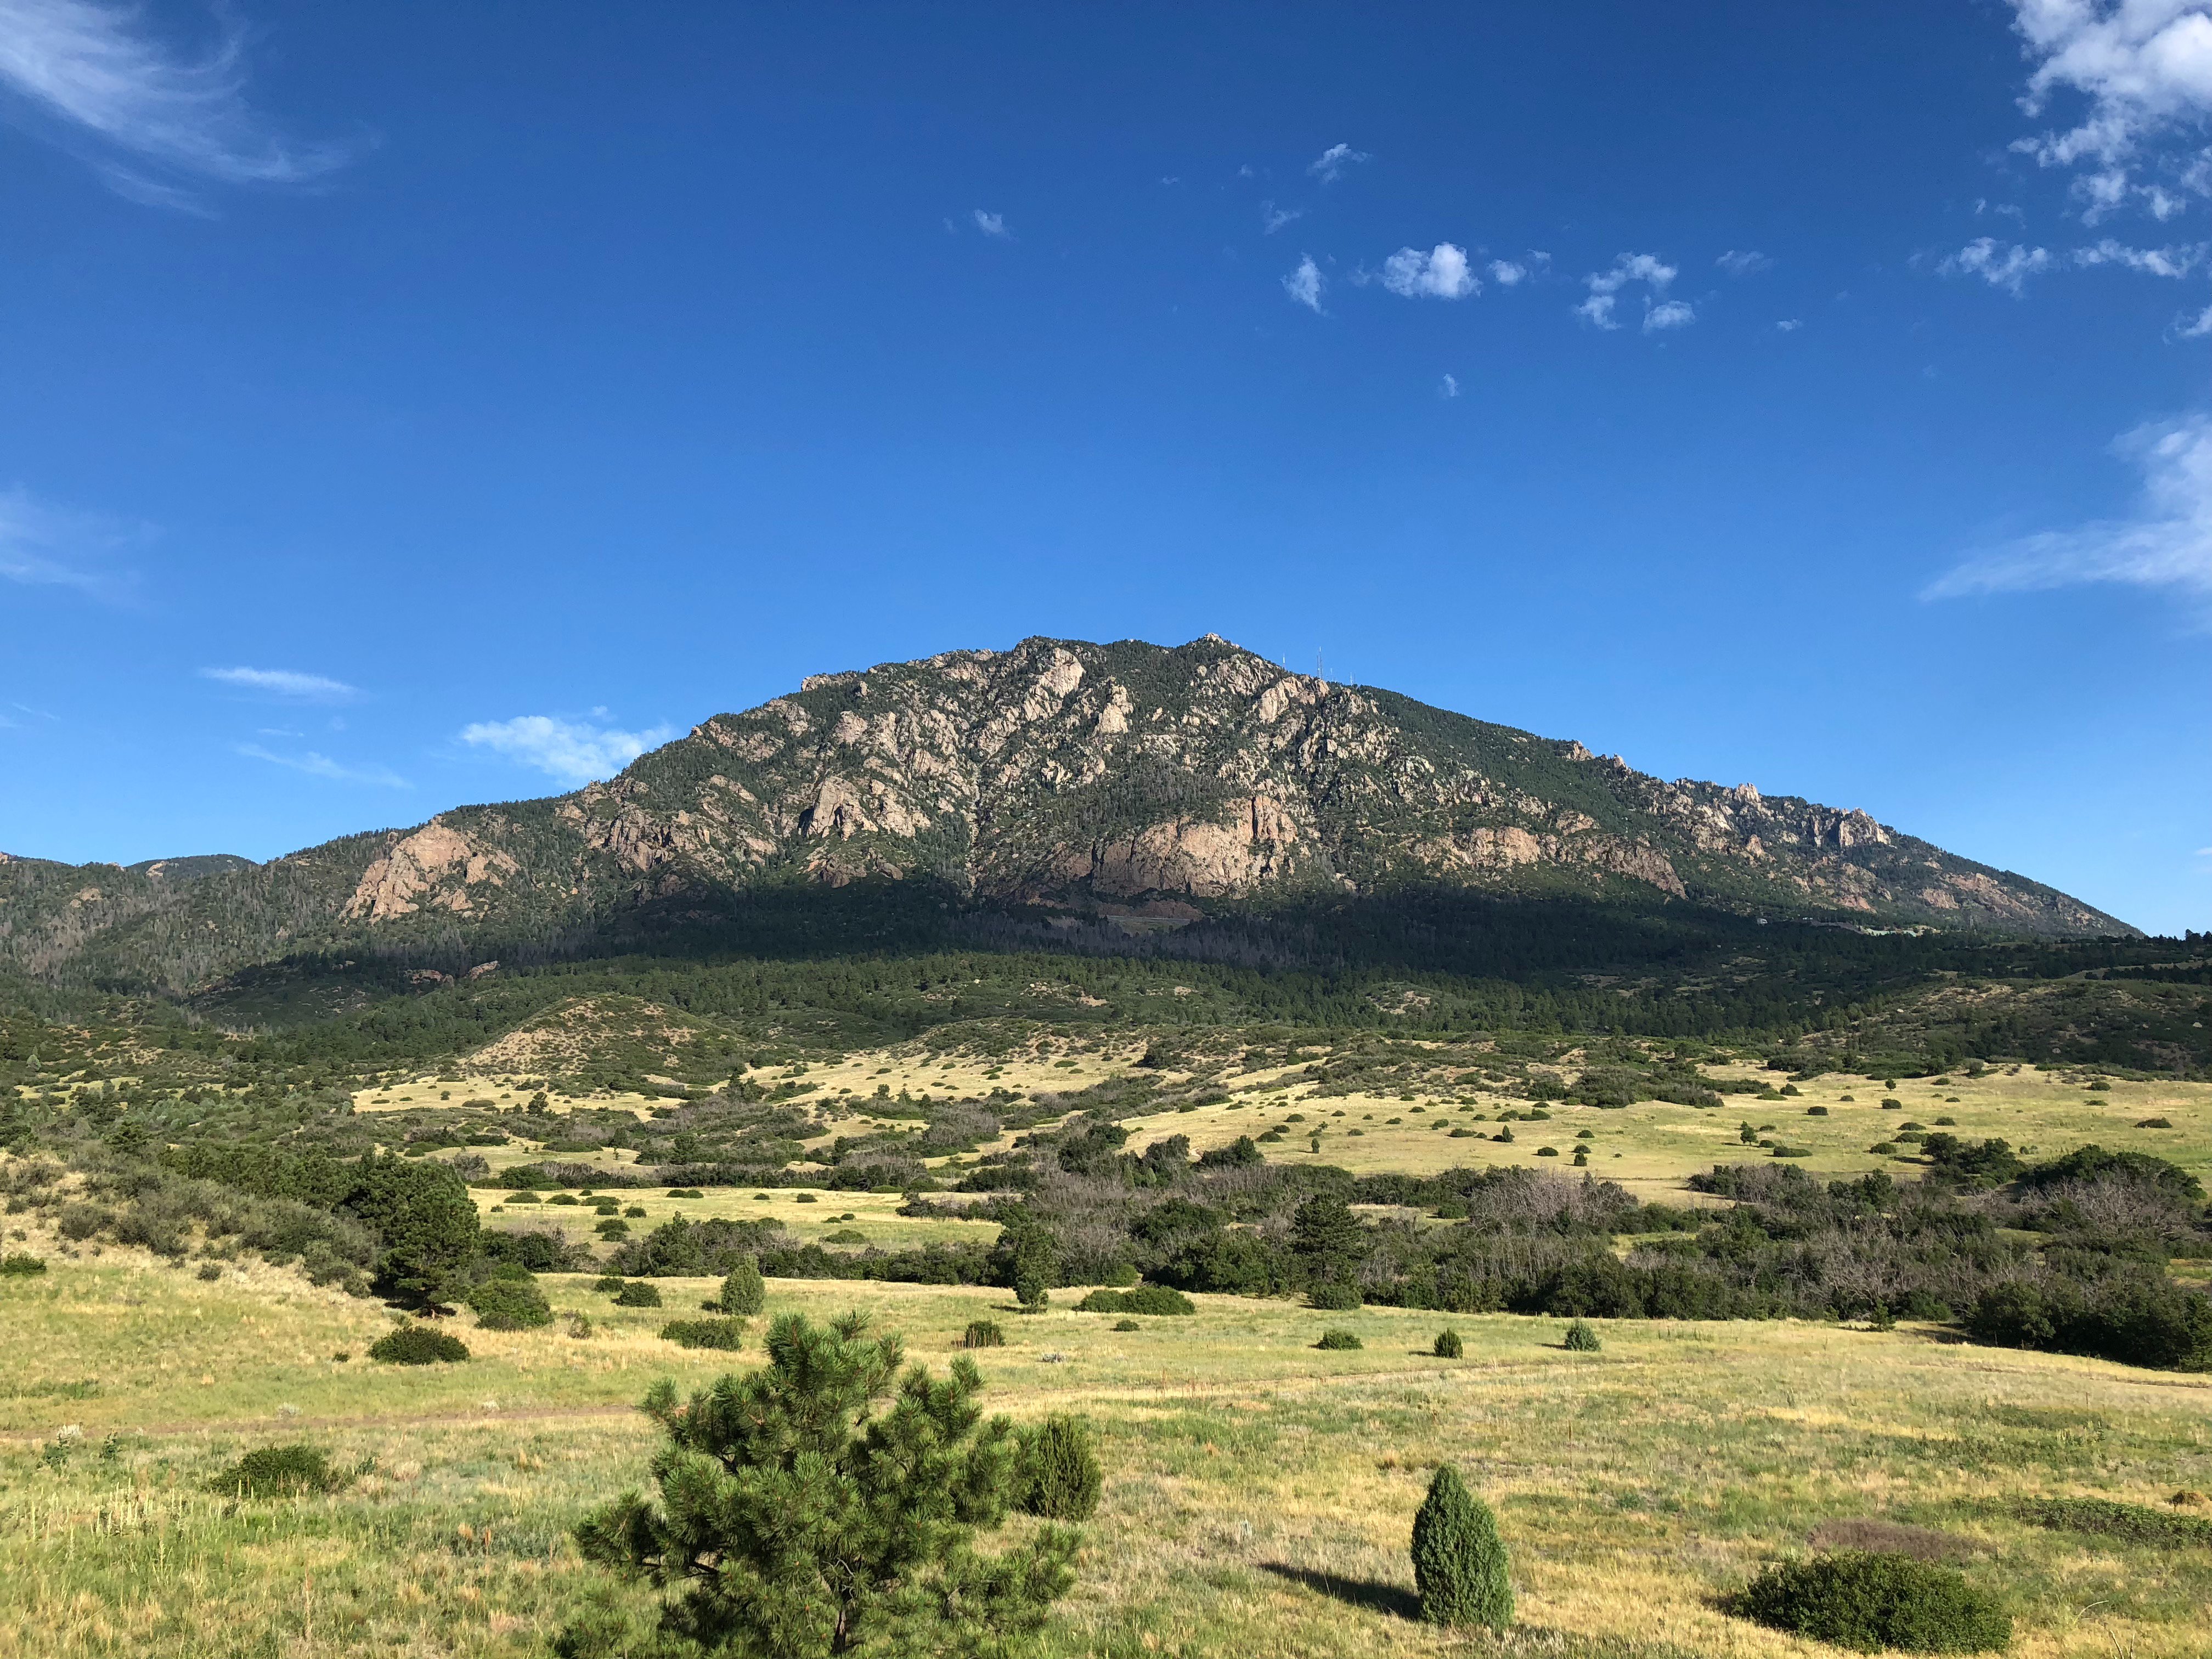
[467, 1274, 554, 1331]
[1434, 1329, 1464, 1358]
[592, 1274, 626, 1294]
[1, 1254, 46, 1276]
[1307, 1280, 1362, 1311]
[1074, 1285, 1196, 1317]
[1112, 1318, 1140, 1331]
[209, 1442, 353, 1497]
[1729, 1551, 2010, 1652]
[2017, 1497, 2212, 1547]
[1410, 1464, 1513, 1629]
[961, 1319, 1006, 1348]
[1316, 1329, 1363, 1350]
[1562, 1319, 1602, 1352]
[1966, 1275, 2212, 1370]
[659, 1318, 746, 1351]
[718, 1255, 766, 1317]
[369, 1324, 470, 1365]
[613, 1280, 664, 1308]
[1017, 1415, 1103, 1520]
[2137, 1118, 2175, 1129]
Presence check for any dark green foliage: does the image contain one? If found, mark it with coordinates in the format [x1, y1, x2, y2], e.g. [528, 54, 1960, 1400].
[1729, 1552, 2010, 1652]
[614, 1280, 664, 1308]
[717, 1255, 766, 1316]
[342, 1153, 482, 1308]
[659, 1318, 746, 1350]
[1315, 1329, 1362, 1350]
[368, 1323, 470, 1365]
[482, 1228, 590, 1273]
[2017, 1497, 2212, 1547]
[1016, 1415, 1102, 1520]
[0, 1253, 45, 1276]
[1291, 1193, 1365, 1280]
[1111, 1318, 1139, 1331]
[1562, 1319, 1602, 1352]
[1307, 1279, 1362, 1311]
[467, 1272, 554, 1331]
[1073, 1285, 1195, 1316]
[608, 1216, 785, 1279]
[960, 1319, 1006, 1348]
[592, 1274, 627, 1294]
[569, 1312, 1080, 1658]
[1434, 1329, 1464, 1358]
[1966, 1276, 2211, 1370]
[988, 1209, 1059, 1313]
[2016, 1144, 2203, 1203]
[208, 1442, 353, 1497]
[1410, 1464, 1513, 1629]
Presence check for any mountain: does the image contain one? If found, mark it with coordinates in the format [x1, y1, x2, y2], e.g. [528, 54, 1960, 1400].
[0, 635, 2134, 992]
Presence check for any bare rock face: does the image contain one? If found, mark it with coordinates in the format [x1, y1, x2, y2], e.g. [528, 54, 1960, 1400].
[0, 635, 2135, 990]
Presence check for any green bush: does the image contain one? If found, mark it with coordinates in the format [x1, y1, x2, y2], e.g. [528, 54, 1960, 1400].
[1730, 1552, 2010, 1652]
[592, 1274, 626, 1294]
[717, 1255, 766, 1317]
[613, 1280, 664, 1308]
[209, 1442, 353, 1497]
[659, 1318, 746, 1351]
[467, 1273, 554, 1331]
[1410, 1464, 1513, 1629]
[368, 1324, 470, 1365]
[1434, 1329, 1464, 1358]
[1074, 1285, 1196, 1317]
[1315, 1329, 1362, 1350]
[1562, 1319, 1602, 1352]
[1017, 1415, 1102, 1521]
[0, 1254, 46, 1276]
[960, 1319, 1006, 1348]
[1111, 1318, 1140, 1331]
[1307, 1280, 1362, 1311]
[2017, 1497, 2212, 1547]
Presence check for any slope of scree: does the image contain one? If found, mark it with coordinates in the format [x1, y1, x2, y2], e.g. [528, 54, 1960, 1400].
[0, 635, 2134, 991]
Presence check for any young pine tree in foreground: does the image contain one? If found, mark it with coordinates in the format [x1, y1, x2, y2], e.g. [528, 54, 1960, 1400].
[1410, 1464, 1513, 1630]
[570, 1311, 1080, 1658]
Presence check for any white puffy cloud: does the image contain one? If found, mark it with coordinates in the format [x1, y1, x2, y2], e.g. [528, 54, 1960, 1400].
[1927, 411, 2212, 601]
[1379, 242, 1477, 299]
[971, 209, 1009, 238]
[1487, 259, 1528, 286]
[1307, 142, 1370, 183]
[1283, 254, 1324, 312]
[0, 0, 356, 210]
[1775, 318, 1805, 331]
[1439, 373, 1460, 398]
[459, 713, 676, 785]
[1644, 299, 1696, 331]
[1576, 252, 1677, 329]
[2072, 236, 2207, 273]
[1716, 249, 1773, 275]
[235, 744, 407, 788]
[1939, 238, 2053, 294]
[200, 666, 360, 702]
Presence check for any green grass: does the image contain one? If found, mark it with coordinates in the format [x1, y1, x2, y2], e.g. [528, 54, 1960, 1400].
[5, 1240, 2212, 1657]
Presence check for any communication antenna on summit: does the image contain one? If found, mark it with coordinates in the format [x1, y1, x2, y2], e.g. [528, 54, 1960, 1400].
[1316, 649, 1325, 681]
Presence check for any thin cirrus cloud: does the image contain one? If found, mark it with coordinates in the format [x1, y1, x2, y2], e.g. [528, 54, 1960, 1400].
[1307, 142, 1369, 184]
[2072, 237, 2208, 276]
[1378, 242, 1477, 299]
[0, 0, 358, 211]
[200, 666, 359, 702]
[1716, 249, 1773, 276]
[1283, 255, 1324, 312]
[459, 713, 676, 786]
[1927, 413, 2212, 606]
[1575, 253, 1681, 330]
[235, 744, 408, 788]
[0, 483, 143, 598]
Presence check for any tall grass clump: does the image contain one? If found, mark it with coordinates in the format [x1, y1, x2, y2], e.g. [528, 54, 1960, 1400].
[1729, 1552, 2010, 1652]
[1410, 1464, 1513, 1630]
[960, 1319, 1006, 1348]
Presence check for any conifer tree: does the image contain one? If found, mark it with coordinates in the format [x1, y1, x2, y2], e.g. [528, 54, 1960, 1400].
[573, 1311, 1080, 1657]
[718, 1254, 765, 1316]
[1410, 1464, 1513, 1630]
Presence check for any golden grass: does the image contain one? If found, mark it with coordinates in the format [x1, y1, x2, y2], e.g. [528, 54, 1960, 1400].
[4, 1244, 2210, 1657]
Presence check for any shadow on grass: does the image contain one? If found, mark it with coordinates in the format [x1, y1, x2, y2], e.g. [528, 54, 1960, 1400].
[1257, 1561, 1421, 1620]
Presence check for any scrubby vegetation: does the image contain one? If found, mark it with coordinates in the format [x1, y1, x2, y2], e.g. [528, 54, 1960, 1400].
[1410, 1464, 1513, 1630]
[367, 1324, 469, 1365]
[1729, 1551, 2011, 1652]
[209, 1442, 354, 1498]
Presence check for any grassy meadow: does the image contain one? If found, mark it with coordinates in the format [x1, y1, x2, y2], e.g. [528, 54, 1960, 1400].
[5, 1234, 2212, 1659]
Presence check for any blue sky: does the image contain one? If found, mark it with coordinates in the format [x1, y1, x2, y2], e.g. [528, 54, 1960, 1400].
[1, 1, 2208, 934]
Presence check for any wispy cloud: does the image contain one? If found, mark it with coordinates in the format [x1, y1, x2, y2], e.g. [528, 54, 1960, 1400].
[0, 0, 357, 211]
[1379, 242, 1477, 299]
[970, 208, 1009, 238]
[1939, 237, 2052, 295]
[200, 666, 359, 702]
[0, 483, 143, 598]
[1487, 259, 1528, 286]
[1576, 252, 1677, 329]
[1716, 249, 1773, 276]
[459, 713, 675, 785]
[1438, 373, 1460, 398]
[236, 743, 408, 788]
[1307, 142, 1369, 184]
[1644, 298, 1696, 332]
[1928, 412, 2212, 603]
[1283, 254, 1324, 312]
[2072, 237, 2208, 276]
[1775, 318, 1805, 331]
[1260, 199, 1301, 234]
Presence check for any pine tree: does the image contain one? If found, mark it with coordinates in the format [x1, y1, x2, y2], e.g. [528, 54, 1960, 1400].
[572, 1311, 1080, 1657]
[718, 1254, 765, 1316]
[1410, 1464, 1512, 1630]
